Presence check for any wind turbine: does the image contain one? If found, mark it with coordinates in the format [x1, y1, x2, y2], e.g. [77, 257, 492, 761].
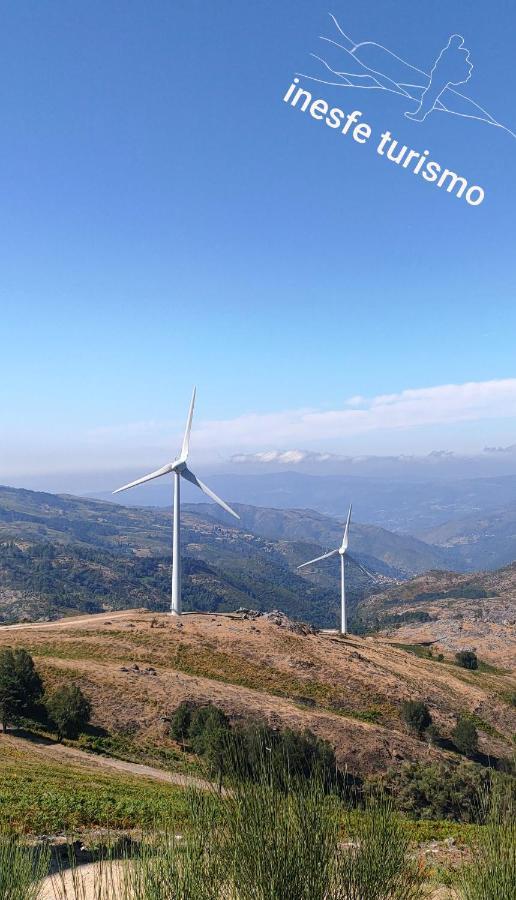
[298, 506, 352, 635]
[113, 388, 239, 616]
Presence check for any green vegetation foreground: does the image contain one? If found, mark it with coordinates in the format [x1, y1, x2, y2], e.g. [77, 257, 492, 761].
[3, 762, 515, 900]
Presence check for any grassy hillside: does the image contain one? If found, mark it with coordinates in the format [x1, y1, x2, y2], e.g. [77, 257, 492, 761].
[0, 610, 513, 777]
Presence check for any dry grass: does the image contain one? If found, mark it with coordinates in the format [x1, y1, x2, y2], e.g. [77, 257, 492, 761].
[0, 611, 514, 775]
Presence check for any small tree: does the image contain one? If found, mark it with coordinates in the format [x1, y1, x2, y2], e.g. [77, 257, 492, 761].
[0, 648, 43, 732]
[452, 717, 479, 757]
[170, 701, 196, 744]
[45, 684, 91, 740]
[189, 705, 230, 755]
[456, 650, 478, 670]
[401, 700, 432, 738]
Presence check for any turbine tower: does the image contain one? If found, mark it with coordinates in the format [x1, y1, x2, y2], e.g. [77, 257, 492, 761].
[113, 388, 239, 616]
[298, 506, 352, 635]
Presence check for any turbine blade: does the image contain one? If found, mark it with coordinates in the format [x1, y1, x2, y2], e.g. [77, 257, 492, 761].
[341, 504, 352, 552]
[181, 466, 240, 519]
[179, 387, 196, 462]
[113, 463, 172, 494]
[297, 548, 339, 569]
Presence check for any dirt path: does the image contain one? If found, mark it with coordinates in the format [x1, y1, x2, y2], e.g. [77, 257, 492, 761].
[0, 609, 143, 632]
[2, 733, 213, 791]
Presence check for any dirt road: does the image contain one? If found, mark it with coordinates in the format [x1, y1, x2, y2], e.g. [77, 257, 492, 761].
[2, 732, 213, 791]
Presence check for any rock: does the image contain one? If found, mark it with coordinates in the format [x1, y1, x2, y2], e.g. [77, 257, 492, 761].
[263, 610, 316, 635]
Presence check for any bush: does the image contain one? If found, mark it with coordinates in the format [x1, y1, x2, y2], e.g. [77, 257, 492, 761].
[337, 799, 424, 899]
[452, 718, 479, 757]
[188, 704, 230, 755]
[222, 768, 337, 900]
[456, 650, 478, 670]
[401, 700, 432, 737]
[374, 762, 500, 823]
[168, 702, 337, 789]
[45, 684, 91, 740]
[122, 765, 423, 900]
[231, 723, 337, 790]
[123, 793, 223, 900]
[169, 700, 195, 743]
[0, 648, 43, 732]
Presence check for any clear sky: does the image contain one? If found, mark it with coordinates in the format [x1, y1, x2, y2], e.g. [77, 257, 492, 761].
[1, 0, 515, 487]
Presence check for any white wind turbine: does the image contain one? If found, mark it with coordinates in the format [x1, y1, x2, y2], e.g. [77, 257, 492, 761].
[113, 388, 239, 616]
[298, 505, 352, 635]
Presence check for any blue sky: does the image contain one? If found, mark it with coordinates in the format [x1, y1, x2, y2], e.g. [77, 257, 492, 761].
[1, 0, 515, 487]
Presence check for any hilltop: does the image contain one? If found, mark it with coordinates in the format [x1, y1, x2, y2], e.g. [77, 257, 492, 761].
[0, 609, 513, 776]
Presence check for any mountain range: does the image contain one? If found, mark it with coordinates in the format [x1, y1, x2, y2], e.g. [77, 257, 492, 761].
[0, 484, 455, 628]
[90, 471, 516, 538]
[1, 484, 515, 629]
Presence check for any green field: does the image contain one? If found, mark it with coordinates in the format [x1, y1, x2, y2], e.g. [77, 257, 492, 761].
[0, 743, 188, 834]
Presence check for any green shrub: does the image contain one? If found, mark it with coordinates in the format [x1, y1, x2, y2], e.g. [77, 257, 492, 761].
[374, 762, 496, 823]
[0, 834, 49, 899]
[124, 792, 223, 900]
[401, 700, 432, 737]
[168, 702, 337, 788]
[452, 718, 479, 757]
[337, 799, 424, 899]
[458, 787, 516, 899]
[169, 699, 195, 743]
[456, 650, 478, 670]
[222, 770, 336, 900]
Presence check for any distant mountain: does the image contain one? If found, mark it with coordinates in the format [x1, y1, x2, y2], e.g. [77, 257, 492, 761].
[91, 472, 516, 538]
[0, 485, 396, 627]
[184, 503, 455, 577]
[419, 505, 516, 570]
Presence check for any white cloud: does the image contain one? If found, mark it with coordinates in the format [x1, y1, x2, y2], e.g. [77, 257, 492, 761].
[191, 378, 516, 450]
[3, 378, 516, 477]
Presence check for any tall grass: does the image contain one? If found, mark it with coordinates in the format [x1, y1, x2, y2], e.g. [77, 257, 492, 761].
[223, 773, 337, 900]
[0, 833, 49, 900]
[336, 799, 424, 900]
[124, 792, 223, 900]
[458, 785, 516, 900]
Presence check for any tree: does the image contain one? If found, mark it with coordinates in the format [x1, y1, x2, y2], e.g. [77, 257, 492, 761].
[0, 648, 43, 732]
[401, 700, 432, 738]
[170, 700, 196, 744]
[452, 717, 479, 757]
[189, 704, 230, 755]
[455, 650, 478, 670]
[45, 684, 91, 740]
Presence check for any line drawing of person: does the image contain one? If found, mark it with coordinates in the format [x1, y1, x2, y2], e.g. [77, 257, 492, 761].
[405, 34, 473, 121]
